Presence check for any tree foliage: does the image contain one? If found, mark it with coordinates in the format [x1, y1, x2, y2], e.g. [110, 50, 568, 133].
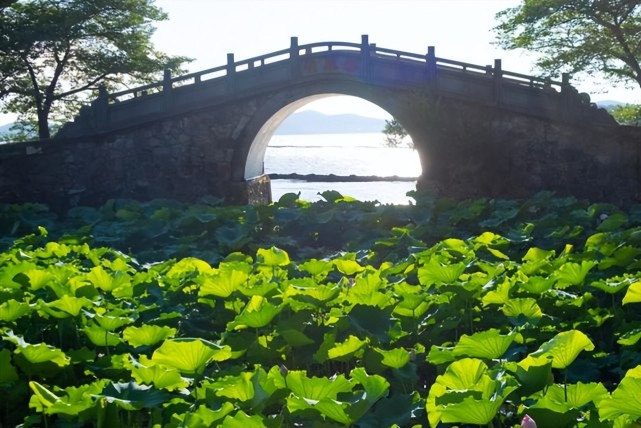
[382, 118, 411, 148]
[493, 0, 641, 93]
[0, 0, 189, 140]
[610, 103, 641, 125]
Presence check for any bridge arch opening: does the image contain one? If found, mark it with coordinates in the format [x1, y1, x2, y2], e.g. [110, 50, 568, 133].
[245, 95, 421, 204]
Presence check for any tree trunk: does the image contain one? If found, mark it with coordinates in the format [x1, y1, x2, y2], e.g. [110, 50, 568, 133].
[37, 109, 50, 140]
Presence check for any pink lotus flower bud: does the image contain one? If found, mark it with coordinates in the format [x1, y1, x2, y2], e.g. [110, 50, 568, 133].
[521, 414, 537, 428]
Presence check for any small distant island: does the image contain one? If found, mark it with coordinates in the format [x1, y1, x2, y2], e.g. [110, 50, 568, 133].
[275, 110, 387, 135]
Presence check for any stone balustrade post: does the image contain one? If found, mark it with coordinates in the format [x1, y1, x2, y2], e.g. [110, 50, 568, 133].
[227, 53, 236, 95]
[162, 69, 172, 111]
[290, 36, 300, 78]
[426, 46, 436, 82]
[361, 34, 371, 81]
[94, 84, 108, 131]
[493, 59, 502, 105]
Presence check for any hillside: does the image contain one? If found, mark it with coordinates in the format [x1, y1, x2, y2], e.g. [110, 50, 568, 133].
[275, 110, 387, 134]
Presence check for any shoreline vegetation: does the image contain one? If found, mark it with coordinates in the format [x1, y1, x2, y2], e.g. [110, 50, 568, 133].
[269, 173, 418, 182]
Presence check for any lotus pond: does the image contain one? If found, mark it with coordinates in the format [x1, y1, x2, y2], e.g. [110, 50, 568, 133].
[1, 191, 641, 427]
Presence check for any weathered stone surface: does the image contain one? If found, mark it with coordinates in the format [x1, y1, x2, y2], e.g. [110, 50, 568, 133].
[0, 44, 638, 210]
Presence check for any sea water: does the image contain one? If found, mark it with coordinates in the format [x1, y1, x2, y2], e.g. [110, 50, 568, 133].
[265, 133, 421, 204]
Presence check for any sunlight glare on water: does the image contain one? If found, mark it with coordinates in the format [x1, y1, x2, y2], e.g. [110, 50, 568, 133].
[265, 133, 421, 204]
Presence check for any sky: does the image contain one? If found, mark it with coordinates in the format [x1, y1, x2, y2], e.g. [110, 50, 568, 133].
[1, 0, 639, 126]
[150, 0, 641, 119]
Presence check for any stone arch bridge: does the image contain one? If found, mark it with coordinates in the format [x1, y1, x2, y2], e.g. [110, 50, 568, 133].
[0, 35, 639, 210]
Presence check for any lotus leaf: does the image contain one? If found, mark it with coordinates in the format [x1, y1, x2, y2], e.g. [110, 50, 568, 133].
[122, 324, 177, 347]
[152, 338, 232, 375]
[531, 330, 595, 369]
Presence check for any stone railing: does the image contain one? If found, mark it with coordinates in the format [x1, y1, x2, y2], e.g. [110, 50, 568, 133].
[56, 35, 614, 138]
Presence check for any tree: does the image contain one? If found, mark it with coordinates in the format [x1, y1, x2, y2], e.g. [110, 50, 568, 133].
[0, 0, 189, 140]
[382, 118, 412, 148]
[493, 1, 641, 92]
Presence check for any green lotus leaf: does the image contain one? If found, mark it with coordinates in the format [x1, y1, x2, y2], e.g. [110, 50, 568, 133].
[97, 381, 170, 410]
[44, 295, 93, 318]
[426, 345, 457, 365]
[334, 259, 364, 275]
[257, 246, 290, 266]
[152, 338, 231, 375]
[590, 276, 637, 294]
[227, 295, 283, 330]
[453, 328, 516, 360]
[327, 335, 368, 360]
[169, 403, 235, 426]
[523, 247, 556, 263]
[599, 366, 641, 421]
[439, 394, 509, 425]
[519, 276, 555, 294]
[285, 371, 353, 400]
[554, 261, 596, 287]
[297, 258, 333, 277]
[501, 298, 543, 325]
[532, 382, 608, 413]
[122, 324, 177, 347]
[209, 371, 255, 402]
[512, 354, 553, 396]
[418, 259, 465, 285]
[166, 258, 212, 279]
[220, 410, 267, 427]
[5, 332, 70, 366]
[94, 312, 135, 331]
[29, 381, 61, 408]
[373, 347, 411, 369]
[86, 266, 131, 293]
[436, 358, 488, 390]
[350, 367, 389, 405]
[597, 211, 628, 232]
[481, 279, 512, 306]
[23, 268, 56, 290]
[623, 281, 641, 305]
[531, 330, 595, 369]
[198, 267, 249, 298]
[0, 299, 33, 322]
[347, 304, 393, 342]
[0, 348, 19, 383]
[287, 395, 352, 425]
[618, 327, 641, 346]
[126, 357, 189, 391]
[83, 324, 122, 347]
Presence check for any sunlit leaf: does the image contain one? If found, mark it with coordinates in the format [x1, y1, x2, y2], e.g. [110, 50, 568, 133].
[373, 347, 411, 368]
[220, 410, 267, 427]
[599, 366, 641, 421]
[334, 259, 364, 275]
[83, 324, 122, 347]
[210, 371, 255, 402]
[257, 246, 290, 266]
[152, 338, 231, 375]
[623, 281, 641, 305]
[198, 267, 248, 298]
[227, 295, 283, 330]
[418, 259, 465, 285]
[122, 325, 177, 347]
[327, 335, 367, 360]
[531, 330, 595, 369]
[44, 295, 93, 318]
[554, 261, 596, 287]
[453, 329, 515, 360]
[5, 332, 70, 366]
[285, 371, 353, 400]
[0, 299, 33, 322]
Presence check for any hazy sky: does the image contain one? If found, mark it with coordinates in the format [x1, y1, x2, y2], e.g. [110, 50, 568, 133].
[151, 0, 640, 117]
[1, 0, 638, 126]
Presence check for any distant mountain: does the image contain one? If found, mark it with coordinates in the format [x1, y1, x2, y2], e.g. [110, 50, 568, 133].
[0, 123, 12, 135]
[275, 111, 387, 135]
[596, 100, 626, 109]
